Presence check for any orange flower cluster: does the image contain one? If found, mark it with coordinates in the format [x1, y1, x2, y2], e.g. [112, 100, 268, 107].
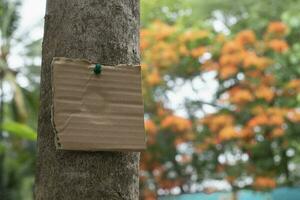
[219, 126, 239, 141]
[254, 85, 275, 102]
[267, 21, 288, 36]
[265, 22, 289, 52]
[141, 21, 179, 69]
[152, 20, 176, 40]
[216, 22, 288, 82]
[286, 79, 300, 90]
[179, 30, 210, 42]
[150, 41, 179, 68]
[147, 70, 161, 86]
[191, 46, 206, 58]
[228, 87, 254, 105]
[201, 114, 241, 141]
[235, 30, 256, 45]
[140, 21, 295, 194]
[218, 41, 243, 79]
[243, 52, 272, 70]
[226, 82, 276, 105]
[201, 114, 234, 132]
[161, 115, 192, 132]
[217, 30, 257, 79]
[253, 177, 277, 189]
[248, 114, 284, 127]
[145, 119, 157, 135]
[268, 39, 289, 53]
[247, 107, 289, 138]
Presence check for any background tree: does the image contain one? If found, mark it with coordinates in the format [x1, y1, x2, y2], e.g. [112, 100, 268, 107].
[140, 13, 300, 200]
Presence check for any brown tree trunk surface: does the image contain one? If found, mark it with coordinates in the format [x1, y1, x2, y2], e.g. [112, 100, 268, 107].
[35, 1, 140, 199]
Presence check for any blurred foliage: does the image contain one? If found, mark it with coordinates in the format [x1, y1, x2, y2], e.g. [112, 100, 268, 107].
[140, 1, 300, 199]
[0, 0, 40, 199]
[142, 0, 300, 33]
[3, 121, 37, 141]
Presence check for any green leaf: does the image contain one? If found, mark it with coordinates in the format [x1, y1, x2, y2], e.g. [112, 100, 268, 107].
[2, 121, 37, 141]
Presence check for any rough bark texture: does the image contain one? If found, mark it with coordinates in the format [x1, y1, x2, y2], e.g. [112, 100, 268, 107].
[35, 1, 140, 199]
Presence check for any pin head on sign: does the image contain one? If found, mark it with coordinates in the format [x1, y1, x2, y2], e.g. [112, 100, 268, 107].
[51, 57, 146, 151]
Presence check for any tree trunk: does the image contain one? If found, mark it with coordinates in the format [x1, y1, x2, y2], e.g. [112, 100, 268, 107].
[35, 1, 140, 200]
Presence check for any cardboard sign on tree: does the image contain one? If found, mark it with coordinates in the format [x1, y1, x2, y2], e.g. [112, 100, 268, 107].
[51, 57, 145, 151]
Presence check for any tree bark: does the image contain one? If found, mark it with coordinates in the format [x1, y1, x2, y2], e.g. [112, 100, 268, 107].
[35, 1, 140, 200]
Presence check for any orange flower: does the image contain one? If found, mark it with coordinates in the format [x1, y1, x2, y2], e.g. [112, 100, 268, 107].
[243, 52, 259, 68]
[140, 39, 150, 50]
[269, 115, 284, 126]
[267, 107, 289, 116]
[255, 85, 274, 102]
[286, 79, 300, 90]
[222, 41, 243, 54]
[245, 70, 262, 78]
[179, 45, 189, 56]
[147, 70, 161, 86]
[151, 41, 178, 68]
[191, 46, 206, 58]
[248, 114, 269, 127]
[220, 54, 242, 66]
[253, 177, 276, 189]
[161, 115, 192, 132]
[219, 65, 238, 79]
[236, 30, 256, 45]
[219, 126, 239, 141]
[140, 29, 152, 38]
[240, 127, 254, 138]
[202, 61, 219, 71]
[179, 30, 209, 42]
[145, 119, 157, 135]
[140, 29, 152, 50]
[243, 52, 272, 70]
[267, 21, 287, 35]
[141, 63, 148, 70]
[152, 20, 176, 40]
[229, 88, 254, 104]
[268, 39, 288, 53]
[201, 114, 234, 132]
[271, 127, 285, 138]
[287, 110, 300, 122]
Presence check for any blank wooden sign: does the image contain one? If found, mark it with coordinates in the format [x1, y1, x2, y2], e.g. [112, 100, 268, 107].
[51, 57, 146, 151]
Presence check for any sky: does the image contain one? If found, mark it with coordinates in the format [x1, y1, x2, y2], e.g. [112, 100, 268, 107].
[3, 0, 46, 100]
[8, 0, 45, 67]
[18, 0, 46, 37]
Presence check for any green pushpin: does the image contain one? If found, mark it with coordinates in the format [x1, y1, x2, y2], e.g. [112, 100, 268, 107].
[94, 63, 102, 75]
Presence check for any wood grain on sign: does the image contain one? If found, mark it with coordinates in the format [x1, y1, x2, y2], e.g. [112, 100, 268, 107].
[51, 57, 146, 151]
